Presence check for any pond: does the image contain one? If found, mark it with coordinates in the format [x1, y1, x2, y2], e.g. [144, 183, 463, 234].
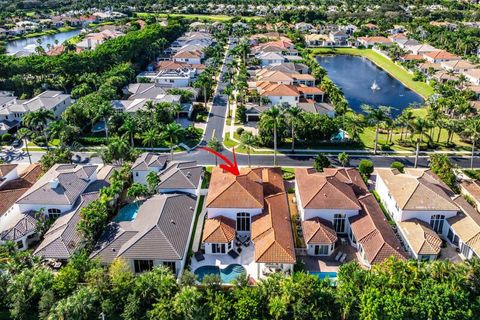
[316, 55, 424, 117]
[6, 29, 82, 55]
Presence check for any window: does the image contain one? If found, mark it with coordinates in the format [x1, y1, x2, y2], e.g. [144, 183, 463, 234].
[135, 172, 139, 177]
[430, 215, 445, 234]
[48, 208, 61, 219]
[236, 212, 250, 232]
[461, 243, 472, 259]
[163, 261, 176, 274]
[333, 214, 346, 233]
[314, 245, 329, 255]
[134, 260, 153, 273]
[447, 228, 459, 245]
[16, 240, 24, 249]
[212, 243, 226, 254]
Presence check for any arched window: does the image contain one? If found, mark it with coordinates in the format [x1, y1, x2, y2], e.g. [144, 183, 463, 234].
[48, 208, 61, 219]
[237, 212, 250, 232]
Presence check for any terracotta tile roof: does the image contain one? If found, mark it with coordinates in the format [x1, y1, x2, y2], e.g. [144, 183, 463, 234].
[295, 168, 361, 210]
[297, 85, 324, 95]
[0, 164, 17, 178]
[256, 70, 294, 83]
[401, 54, 424, 61]
[0, 164, 42, 216]
[423, 50, 460, 60]
[251, 192, 296, 264]
[448, 196, 480, 255]
[206, 167, 264, 208]
[349, 194, 407, 264]
[460, 180, 480, 202]
[302, 217, 337, 244]
[202, 216, 236, 243]
[375, 168, 458, 211]
[389, 34, 408, 39]
[358, 36, 392, 44]
[174, 50, 203, 59]
[398, 219, 442, 255]
[259, 83, 300, 96]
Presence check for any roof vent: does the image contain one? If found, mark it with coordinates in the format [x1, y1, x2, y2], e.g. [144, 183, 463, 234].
[50, 178, 59, 189]
[190, 206, 194, 211]
[112, 248, 116, 252]
[186, 171, 191, 177]
[170, 219, 175, 224]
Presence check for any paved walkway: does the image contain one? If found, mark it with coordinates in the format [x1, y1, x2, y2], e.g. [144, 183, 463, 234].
[191, 204, 207, 252]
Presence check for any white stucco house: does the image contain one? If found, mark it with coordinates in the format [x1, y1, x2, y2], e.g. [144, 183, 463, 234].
[131, 153, 168, 185]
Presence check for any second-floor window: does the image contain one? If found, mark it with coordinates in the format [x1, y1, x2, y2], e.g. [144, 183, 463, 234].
[237, 212, 250, 232]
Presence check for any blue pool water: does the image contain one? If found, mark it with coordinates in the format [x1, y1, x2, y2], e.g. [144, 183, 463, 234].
[194, 264, 246, 283]
[310, 271, 338, 280]
[114, 201, 143, 222]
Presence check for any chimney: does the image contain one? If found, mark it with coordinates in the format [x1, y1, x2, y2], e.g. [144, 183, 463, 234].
[50, 178, 59, 189]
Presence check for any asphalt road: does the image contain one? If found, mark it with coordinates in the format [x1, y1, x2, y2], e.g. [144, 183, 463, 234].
[2, 40, 479, 169]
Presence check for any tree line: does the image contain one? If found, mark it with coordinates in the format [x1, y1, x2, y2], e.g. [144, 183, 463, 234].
[1, 245, 479, 320]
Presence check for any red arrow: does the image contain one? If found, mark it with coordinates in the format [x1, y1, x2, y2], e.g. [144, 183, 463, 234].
[199, 146, 240, 176]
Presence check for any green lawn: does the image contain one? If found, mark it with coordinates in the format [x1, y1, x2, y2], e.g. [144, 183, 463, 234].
[136, 12, 261, 22]
[309, 48, 434, 99]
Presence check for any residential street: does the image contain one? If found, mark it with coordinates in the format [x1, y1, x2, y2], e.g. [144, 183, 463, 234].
[1, 40, 479, 169]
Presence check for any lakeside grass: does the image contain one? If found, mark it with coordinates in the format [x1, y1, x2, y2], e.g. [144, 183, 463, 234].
[309, 47, 435, 99]
[136, 12, 262, 22]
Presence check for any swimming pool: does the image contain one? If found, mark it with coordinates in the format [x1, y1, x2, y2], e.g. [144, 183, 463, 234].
[310, 271, 338, 280]
[194, 264, 246, 283]
[114, 201, 143, 222]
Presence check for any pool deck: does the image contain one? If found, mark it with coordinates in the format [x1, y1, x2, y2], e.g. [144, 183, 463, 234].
[301, 243, 360, 273]
[190, 245, 260, 280]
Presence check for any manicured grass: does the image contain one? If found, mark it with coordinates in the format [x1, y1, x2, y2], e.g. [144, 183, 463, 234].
[137, 12, 262, 22]
[187, 195, 205, 256]
[310, 47, 435, 98]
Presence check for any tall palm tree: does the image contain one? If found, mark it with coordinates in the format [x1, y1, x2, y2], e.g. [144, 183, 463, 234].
[22, 108, 55, 150]
[398, 107, 415, 141]
[263, 106, 284, 166]
[464, 117, 480, 169]
[16, 128, 32, 164]
[142, 128, 160, 151]
[121, 116, 137, 147]
[285, 106, 303, 153]
[362, 105, 391, 154]
[170, 103, 183, 121]
[239, 131, 256, 167]
[162, 123, 184, 161]
[410, 118, 432, 168]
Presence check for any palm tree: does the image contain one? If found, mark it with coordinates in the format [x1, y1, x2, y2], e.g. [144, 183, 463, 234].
[338, 152, 350, 167]
[285, 106, 303, 153]
[362, 105, 391, 154]
[142, 128, 160, 151]
[410, 118, 432, 168]
[16, 128, 32, 164]
[170, 103, 183, 121]
[121, 116, 137, 147]
[207, 137, 223, 165]
[263, 106, 284, 166]
[464, 117, 480, 169]
[22, 108, 55, 150]
[162, 123, 184, 160]
[239, 131, 256, 167]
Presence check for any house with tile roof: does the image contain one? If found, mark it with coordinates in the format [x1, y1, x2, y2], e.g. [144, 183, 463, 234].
[258, 52, 285, 66]
[157, 161, 203, 196]
[0, 164, 116, 251]
[356, 36, 392, 47]
[375, 168, 479, 261]
[295, 167, 406, 266]
[173, 50, 203, 65]
[198, 167, 295, 279]
[0, 91, 72, 134]
[423, 50, 461, 63]
[91, 193, 197, 276]
[132, 153, 168, 185]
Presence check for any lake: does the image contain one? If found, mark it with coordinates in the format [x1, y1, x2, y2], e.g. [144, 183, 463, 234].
[6, 29, 82, 55]
[316, 55, 424, 117]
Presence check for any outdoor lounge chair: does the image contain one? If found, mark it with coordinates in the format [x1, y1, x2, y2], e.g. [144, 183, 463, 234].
[228, 250, 240, 259]
[339, 253, 347, 263]
[194, 251, 205, 262]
